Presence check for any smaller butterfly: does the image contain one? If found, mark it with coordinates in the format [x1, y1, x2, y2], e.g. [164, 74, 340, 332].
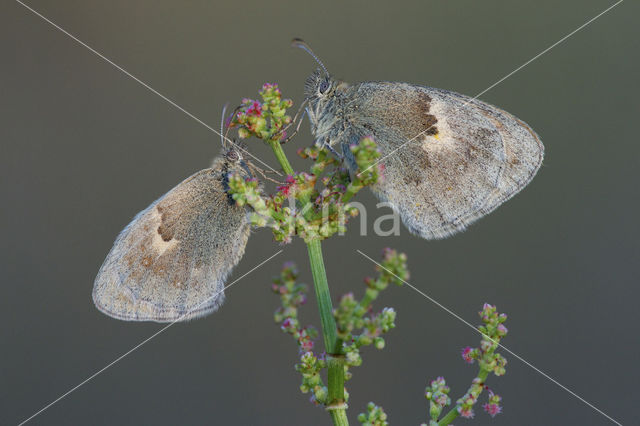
[93, 112, 254, 322]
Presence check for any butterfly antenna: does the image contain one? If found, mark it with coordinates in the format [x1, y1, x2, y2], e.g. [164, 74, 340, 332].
[220, 102, 230, 149]
[291, 38, 329, 77]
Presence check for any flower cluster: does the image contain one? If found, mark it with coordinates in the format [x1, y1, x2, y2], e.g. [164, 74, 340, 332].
[456, 377, 485, 419]
[483, 391, 503, 418]
[453, 304, 507, 420]
[423, 303, 508, 425]
[298, 351, 328, 405]
[225, 83, 384, 244]
[357, 402, 389, 426]
[271, 262, 327, 404]
[272, 262, 317, 353]
[349, 137, 384, 194]
[337, 249, 407, 364]
[228, 83, 292, 141]
[461, 303, 508, 376]
[229, 140, 383, 243]
[270, 250, 406, 416]
[372, 247, 409, 287]
[424, 376, 451, 424]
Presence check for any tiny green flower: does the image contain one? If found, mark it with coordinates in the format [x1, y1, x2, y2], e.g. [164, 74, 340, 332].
[358, 402, 388, 426]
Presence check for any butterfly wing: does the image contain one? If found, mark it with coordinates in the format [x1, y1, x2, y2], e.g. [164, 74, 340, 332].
[341, 82, 544, 239]
[92, 157, 250, 322]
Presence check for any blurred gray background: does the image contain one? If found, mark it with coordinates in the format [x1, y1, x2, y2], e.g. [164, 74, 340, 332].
[1, 1, 638, 425]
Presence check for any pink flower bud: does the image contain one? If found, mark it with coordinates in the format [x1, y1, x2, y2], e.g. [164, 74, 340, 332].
[483, 402, 502, 417]
[461, 346, 476, 364]
[458, 407, 474, 418]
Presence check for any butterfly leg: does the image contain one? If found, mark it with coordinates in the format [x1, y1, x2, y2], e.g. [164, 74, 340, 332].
[277, 99, 309, 144]
[248, 162, 284, 184]
[280, 109, 308, 145]
[315, 137, 343, 159]
[327, 143, 343, 158]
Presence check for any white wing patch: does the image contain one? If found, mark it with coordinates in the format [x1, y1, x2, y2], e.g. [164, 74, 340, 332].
[149, 207, 180, 256]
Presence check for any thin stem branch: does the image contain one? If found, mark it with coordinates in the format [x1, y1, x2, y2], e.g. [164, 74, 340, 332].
[438, 369, 490, 426]
[437, 401, 459, 425]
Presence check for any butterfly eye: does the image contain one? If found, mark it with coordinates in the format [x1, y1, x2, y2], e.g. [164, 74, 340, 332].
[226, 149, 241, 162]
[319, 80, 330, 94]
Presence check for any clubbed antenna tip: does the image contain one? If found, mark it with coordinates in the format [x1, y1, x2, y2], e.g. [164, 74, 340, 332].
[291, 38, 329, 77]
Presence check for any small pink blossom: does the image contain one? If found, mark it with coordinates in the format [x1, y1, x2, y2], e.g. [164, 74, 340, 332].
[435, 395, 448, 406]
[497, 324, 508, 335]
[299, 339, 314, 352]
[483, 403, 502, 417]
[246, 101, 262, 117]
[458, 407, 474, 418]
[281, 318, 294, 331]
[461, 346, 475, 364]
[277, 185, 291, 197]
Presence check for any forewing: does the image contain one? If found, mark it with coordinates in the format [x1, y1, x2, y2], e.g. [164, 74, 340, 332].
[92, 159, 250, 322]
[344, 82, 544, 239]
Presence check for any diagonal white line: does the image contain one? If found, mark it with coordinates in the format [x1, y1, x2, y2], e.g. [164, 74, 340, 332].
[357, 249, 622, 426]
[474, 0, 624, 99]
[18, 250, 283, 426]
[359, 0, 624, 175]
[14, 0, 282, 176]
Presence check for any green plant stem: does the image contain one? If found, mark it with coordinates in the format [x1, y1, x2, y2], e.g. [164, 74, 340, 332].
[307, 239, 347, 425]
[437, 401, 459, 425]
[269, 139, 348, 426]
[268, 139, 294, 175]
[438, 369, 490, 426]
[357, 289, 378, 315]
[341, 181, 363, 204]
[307, 240, 339, 352]
[326, 353, 348, 426]
[329, 408, 350, 426]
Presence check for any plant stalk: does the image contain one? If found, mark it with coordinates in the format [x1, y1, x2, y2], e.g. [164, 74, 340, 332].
[306, 240, 339, 352]
[307, 235, 347, 425]
[269, 139, 348, 425]
[268, 139, 294, 175]
[329, 407, 350, 426]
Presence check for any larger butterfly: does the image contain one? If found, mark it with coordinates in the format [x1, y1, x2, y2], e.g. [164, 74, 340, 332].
[295, 39, 544, 240]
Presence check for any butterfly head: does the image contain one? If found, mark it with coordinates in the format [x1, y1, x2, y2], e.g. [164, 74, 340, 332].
[292, 39, 349, 145]
[304, 68, 336, 98]
[221, 142, 252, 176]
[223, 144, 243, 163]
[304, 68, 340, 117]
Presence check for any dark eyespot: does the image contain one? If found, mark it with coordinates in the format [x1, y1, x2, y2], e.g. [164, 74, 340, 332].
[319, 80, 330, 94]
